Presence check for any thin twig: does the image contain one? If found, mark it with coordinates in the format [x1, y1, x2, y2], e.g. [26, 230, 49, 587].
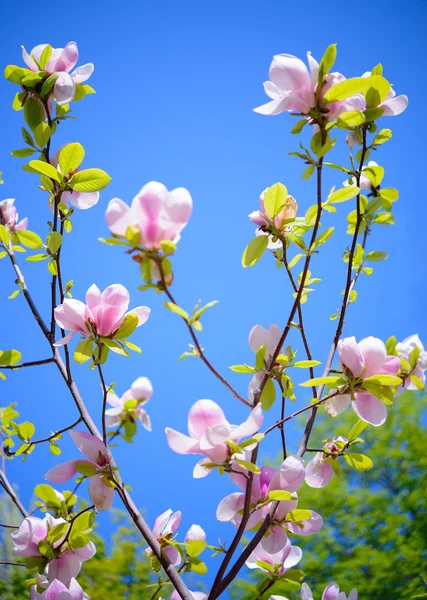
[0, 357, 55, 370]
[0, 560, 26, 567]
[4, 417, 82, 456]
[0, 468, 28, 518]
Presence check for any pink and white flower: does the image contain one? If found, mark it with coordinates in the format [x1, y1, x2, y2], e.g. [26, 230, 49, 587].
[301, 582, 358, 600]
[0, 198, 28, 232]
[53, 283, 150, 346]
[105, 181, 192, 249]
[247, 323, 282, 403]
[249, 189, 298, 249]
[396, 334, 427, 391]
[246, 537, 302, 576]
[165, 400, 263, 478]
[105, 376, 153, 431]
[325, 336, 401, 426]
[147, 509, 182, 566]
[305, 437, 348, 488]
[30, 578, 88, 599]
[185, 524, 206, 543]
[21, 42, 94, 105]
[51, 148, 99, 210]
[45, 430, 114, 511]
[11, 516, 49, 557]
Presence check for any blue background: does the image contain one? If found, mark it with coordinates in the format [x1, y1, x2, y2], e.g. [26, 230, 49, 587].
[0, 0, 426, 596]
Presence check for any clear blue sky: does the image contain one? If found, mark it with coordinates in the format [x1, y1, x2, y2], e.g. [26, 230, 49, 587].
[1, 0, 426, 596]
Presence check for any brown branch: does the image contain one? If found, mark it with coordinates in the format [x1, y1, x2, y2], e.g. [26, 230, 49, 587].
[4, 417, 82, 456]
[0, 560, 26, 567]
[0, 357, 55, 369]
[0, 468, 28, 518]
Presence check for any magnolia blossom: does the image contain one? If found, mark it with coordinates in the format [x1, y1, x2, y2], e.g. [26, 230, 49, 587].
[105, 376, 153, 431]
[249, 189, 298, 249]
[185, 524, 206, 543]
[217, 454, 321, 553]
[325, 336, 401, 426]
[21, 42, 94, 105]
[247, 323, 282, 403]
[45, 431, 114, 511]
[147, 509, 181, 566]
[361, 70, 408, 116]
[12, 514, 95, 587]
[30, 578, 88, 600]
[343, 161, 379, 189]
[305, 437, 348, 488]
[246, 537, 302, 576]
[0, 198, 28, 231]
[254, 52, 363, 119]
[170, 592, 206, 600]
[51, 148, 98, 210]
[105, 181, 192, 249]
[301, 582, 358, 600]
[53, 283, 150, 346]
[396, 334, 427, 391]
[165, 400, 263, 478]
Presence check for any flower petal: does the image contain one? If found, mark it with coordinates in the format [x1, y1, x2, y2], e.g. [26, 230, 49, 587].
[44, 459, 88, 483]
[165, 428, 199, 454]
[353, 392, 387, 426]
[358, 336, 387, 377]
[54, 72, 76, 105]
[88, 475, 114, 511]
[188, 399, 227, 439]
[325, 394, 352, 418]
[69, 430, 109, 464]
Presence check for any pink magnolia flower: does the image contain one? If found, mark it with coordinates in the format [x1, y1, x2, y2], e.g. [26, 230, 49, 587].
[44, 430, 114, 511]
[53, 283, 150, 346]
[301, 582, 358, 600]
[11, 516, 48, 557]
[171, 592, 206, 600]
[147, 509, 182, 566]
[246, 536, 302, 576]
[325, 336, 401, 426]
[106, 376, 153, 431]
[305, 437, 348, 488]
[217, 454, 321, 553]
[248, 323, 282, 403]
[396, 334, 427, 391]
[254, 52, 363, 119]
[185, 524, 206, 543]
[249, 189, 298, 249]
[51, 148, 99, 210]
[343, 161, 379, 189]
[46, 544, 95, 587]
[165, 399, 264, 478]
[0, 198, 28, 231]
[360, 70, 408, 117]
[21, 42, 94, 105]
[30, 578, 87, 600]
[105, 181, 192, 249]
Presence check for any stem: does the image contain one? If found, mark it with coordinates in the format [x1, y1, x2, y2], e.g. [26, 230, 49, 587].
[0, 468, 28, 518]
[0, 523, 19, 529]
[5, 417, 83, 456]
[0, 357, 55, 370]
[278, 380, 287, 460]
[254, 579, 275, 600]
[0, 561, 26, 567]
[57, 504, 95, 552]
[155, 260, 251, 408]
[96, 361, 109, 445]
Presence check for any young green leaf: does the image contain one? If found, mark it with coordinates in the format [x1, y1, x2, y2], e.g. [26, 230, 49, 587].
[241, 235, 269, 268]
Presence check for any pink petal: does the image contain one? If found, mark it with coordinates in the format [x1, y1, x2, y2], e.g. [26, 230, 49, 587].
[325, 394, 352, 418]
[71, 63, 94, 84]
[381, 94, 408, 116]
[382, 355, 400, 376]
[185, 524, 206, 543]
[73, 541, 96, 560]
[322, 583, 340, 600]
[283, 544, 303, 569]
[301, 583, 315, 600]
[21, 45, 42, 71]
[286, 510, 323, 536]
[105, 198, 133, 236]
[164, 544, 181, 566]
[187, 399, 227, 439]
[45, 459, 89, 483]
[359, 336, 387, 377]
[338, 337, 365, 377]
[69, 430, 108, 464]
[88, 474, 114, 511]
[261, 525, 288, 553]
[268, 455, 305, 493]
[164, 187, 193, 226]
[165, 428, 199, 454]
[125, 306, 151, 327]
[54, 299, 87, 332]
[305, 455, 334, 488]
[131, 377, 153, 401]
[41, 579, 69, 598]
[54, 72, 76, 105]
[152, 508, 173, 536]
[216, 492, 244, 522]
[53, 331, 77, 347]
[54, 41, 79, 73]
[269, 54, 311, 96]
[64, 190, 99, 210]
[353, 392, 387, 426]
[232, 403, 263, 440]
[47, 553, 82, 587]
[164, 510, 181, 535]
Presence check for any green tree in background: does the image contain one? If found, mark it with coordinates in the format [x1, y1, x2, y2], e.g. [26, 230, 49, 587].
[231, 393, 427, 600]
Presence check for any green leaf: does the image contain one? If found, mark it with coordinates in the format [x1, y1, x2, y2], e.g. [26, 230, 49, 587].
[122, 340, 142, 354]
[302, 165, 315, 180]
[4, 65, 32, 84]
[23, 97, 45, 132]
[39, 45, 52, 70]
[28, 160, 60, 182]
[364, 374, 402, 386]
[366, 251, 388, 262]
[125, 225, 141, 247]
[16, 230, 43, 249]
[48, 260, 58, 276]
[68, 168, 112, 192]
[11, 148, 36, 158]
[190, 558, 207, 575]
[380, 188, 399, 203]
[74, 340, 94, 364]
[255, 559, 275, 574]
[164, 302, 189, 320]
[291, 119, 308, 134]
[328, 186, 359, 204]
[362, 382, 394, 405]
[34, 123, 51, 148]
[101, 339, 130, 357]
[34, 484, 61, 505]
[319, 43, 337, 76]
[373, 212, 395, 226]
[288, 253, 304, 269]
[409, 374, 425, 391]
[0, 349, 22, 366]
[0, 224, 10, 245]
[292, 360, 321, 368]
[324, 77, 371, 103]
[314, 226, 334, 248]
[364, 107, 385, 121]
[348, 419, 368, 442]
[115, 313, 139, 339]
[260, 377, 276, 411]
[241, 235, 269, 268]
[373, 128, 392, 145]
[268, 490, 293, 501]
[19, 421, 35, 440]
[46, 232, 62, 253]
[300, 375, 343, 388]
[8, 289, 21, 300]
[47, 522, 68, 545]
[59, 143, 85, 175]
[286, 509, 313, 522]
[75, 462, 98, 477]
[229, 364, 257, 374]
[343, 452, 374, 471]
[255, 345, 267, 370]
[263, 182, 288, 218]
[385, 335, 397, 355]
[233, 458, 261, 474]
[40, 73, 59, 97]
[410, 346, 421, 370]
[337, 110, 366, 129]
[186, 540, 207, 557]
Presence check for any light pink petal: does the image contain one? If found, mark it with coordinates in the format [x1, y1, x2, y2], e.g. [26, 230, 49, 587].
[54, 41, 79, 72]
[69, 430, 108, 464]
[185, 524, 206, 543]
[85, 284, 101, 313]
[282, 544, 303, 569]
[286, 511, 323, 536]
[269, 54, 311, 96]
[200, 424, 231, 450]
[216, 493, 244, 522]
[338, 337, 365, 377]
[54, 299, 87, 332]
[131, 377, 153, 401]
[21, 45, 42, 71]
[232, 403, 263, 441]
[301, 583, 315, 600]
[325, 393, 352, 418]
[41, 579, 69, 598]
[261, 525, 288, 553]
[253, 97, 291, 116]
[164, 187, 193, 226]
[164, 544, 181, 566]
[47, 553, 82, 587]
[382, 355, 400, 376]
[347, 590, 358, 600]
[54, 72, 76, 105]
[125, 306, 151, 327]
[305, 456, 334, 488]
[53, 331, 77, 347]
[353, 392, 387, 426]
[64, 190, 99, 210]
[105, 198, 133, 237]
[359, 336, 387, 377]
[248, 324, 269, 354]
[381, 94, 408, 116]
[274, 498, 299, 522]
[153, 508, 173, 536]
[138, 409, 152, 431]
[193, 457, 214, 478]
[71, 63, 94, 84]
[322, 583, 340, 600]
[106, 391, 122, 408]
[188, 399, 227, 439]
[164, 510, 181, 535]
[45, 459, 89, 483]
[268, 455, 305, 493]
[307, 51, 319, 86]
[165, 428, 199, 454]
[88, 474, 114, 511]
[74, 541, 96, 561]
